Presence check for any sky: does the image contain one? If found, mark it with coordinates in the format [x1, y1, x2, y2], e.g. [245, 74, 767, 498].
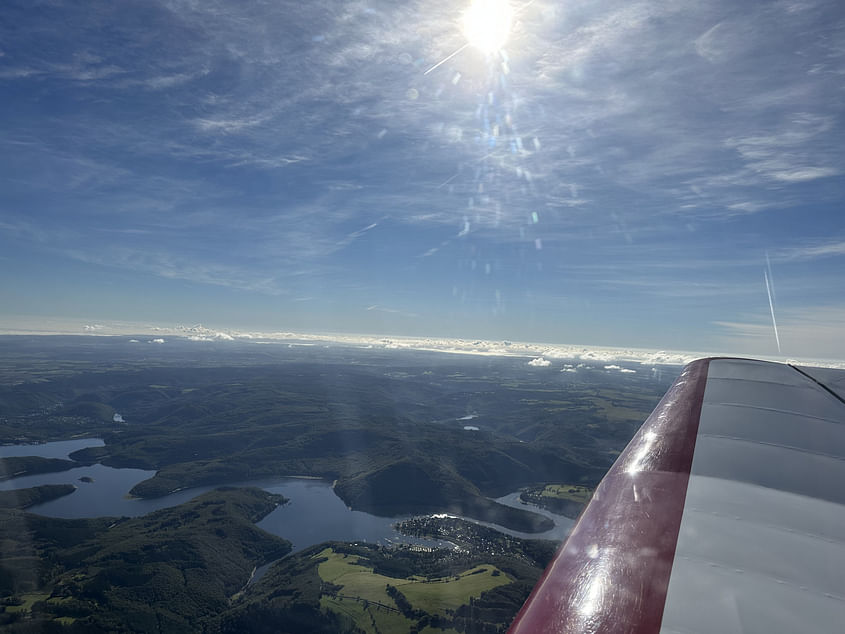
[1, 0, 844, 359]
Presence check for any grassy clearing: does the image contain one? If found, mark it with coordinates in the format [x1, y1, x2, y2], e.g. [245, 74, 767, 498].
[314, 547, 510, 630]
[588, 397, 646, 422]
[539, 484, 594, 503]
[5, 592, 49, 613]
[321, 595, 416, 633]
[398, 565, 508, 615]
[315, 549, 395, 607]
[370, 606, 416, 632]
[319, 595, 363, 622]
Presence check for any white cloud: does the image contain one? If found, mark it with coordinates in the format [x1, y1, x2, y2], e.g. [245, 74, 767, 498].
[347, 222, 377, 239]
[695, 22, 731, 63]
[4, 317, 844, 368]
[604, 364, 636, 373]
[725, 115, 841, 185]
[528, 357, 551, 367]
[770, 166, 839, 182]
[778, 240, 845, 261]
[365, 305, 419, 319]
[178, 324, 237, 341]
[188, 333, 233, 341]
[193, 114, 271, 134]
[63, 246, 289, 296]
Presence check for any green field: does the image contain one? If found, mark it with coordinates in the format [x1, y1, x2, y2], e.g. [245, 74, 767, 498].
[4, 592, 49, 613]
[316, 548, 398, 607]
[320, 596, 423, 633]
[320, 595, 461, 634]
[315, 547, 509, 632]
[398, 566, 508, 615]
[539, 483, 594, 504]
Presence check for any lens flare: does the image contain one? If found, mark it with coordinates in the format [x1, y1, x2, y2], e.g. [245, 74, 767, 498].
[462, 0, 513, 54]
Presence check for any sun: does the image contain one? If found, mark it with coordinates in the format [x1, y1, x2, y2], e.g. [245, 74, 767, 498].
[462, 0, 513, 54]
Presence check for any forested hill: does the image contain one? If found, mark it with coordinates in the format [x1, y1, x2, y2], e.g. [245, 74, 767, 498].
[0, 338, 672, 533]
[0, 487, 290, 632]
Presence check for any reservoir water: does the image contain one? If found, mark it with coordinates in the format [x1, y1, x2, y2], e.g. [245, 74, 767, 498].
[1, 439, 573, 553]
[0, 437, 105, 459]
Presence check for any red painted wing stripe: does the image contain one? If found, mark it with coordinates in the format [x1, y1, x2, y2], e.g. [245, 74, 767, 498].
[508, 358, 710, 634]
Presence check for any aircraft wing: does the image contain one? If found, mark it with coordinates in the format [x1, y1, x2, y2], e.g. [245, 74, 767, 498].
[509, 358, 845, 634]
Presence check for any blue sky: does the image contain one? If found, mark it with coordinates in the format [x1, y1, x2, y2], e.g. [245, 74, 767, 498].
[1, 0, 844, 358]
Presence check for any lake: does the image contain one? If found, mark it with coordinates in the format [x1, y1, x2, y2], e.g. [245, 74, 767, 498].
[1, 439, 573, 553]
[0, 437, 105, 459]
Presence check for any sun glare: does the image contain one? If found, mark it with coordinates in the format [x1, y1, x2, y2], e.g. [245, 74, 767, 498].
[462, 0, 513, 54]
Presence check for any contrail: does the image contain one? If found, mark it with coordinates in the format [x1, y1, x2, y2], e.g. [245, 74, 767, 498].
[436, 172, 460, 189]
[424, 43, 469, 75]
[764, 268, 781, 354]
[766, 251, 777, 304]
